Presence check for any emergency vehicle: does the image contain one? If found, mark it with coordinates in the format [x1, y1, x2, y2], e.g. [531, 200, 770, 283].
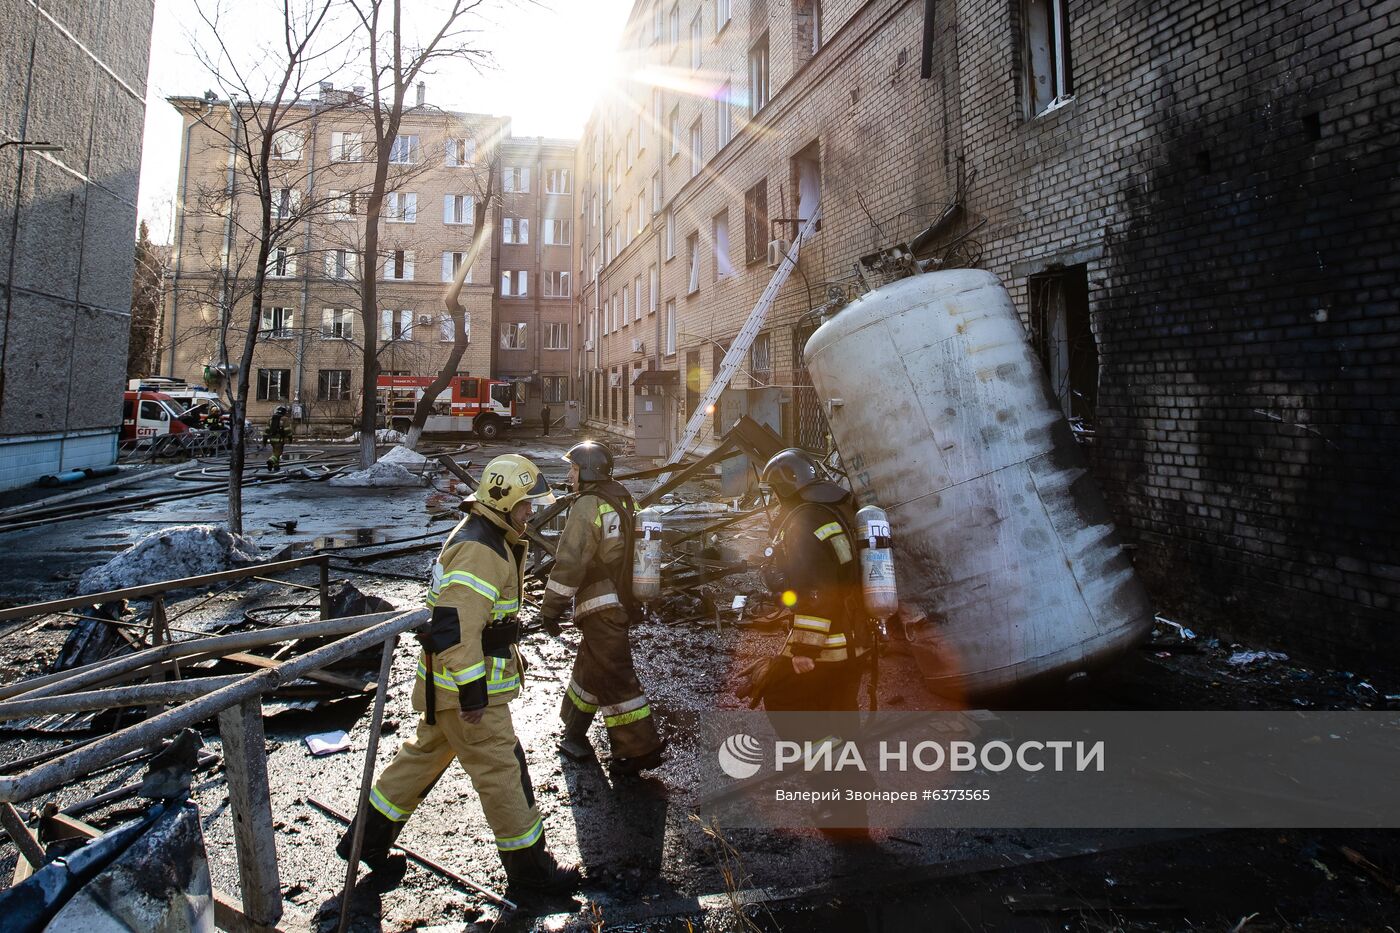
[127, 378, 221, 413]
[375, 375, 521, 440]
[121, 391, 193, 445]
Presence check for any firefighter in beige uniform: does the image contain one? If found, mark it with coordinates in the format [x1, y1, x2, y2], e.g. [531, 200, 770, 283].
[539, 442, 665, 773]
[336, 454, 579, 898]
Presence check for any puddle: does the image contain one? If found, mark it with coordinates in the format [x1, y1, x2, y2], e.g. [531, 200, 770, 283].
[311, 528, 392, 549]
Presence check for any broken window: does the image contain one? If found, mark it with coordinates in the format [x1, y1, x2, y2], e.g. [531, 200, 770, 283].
[793, 0, 821, 66]
[257, 368, 291, 401]
[1028, 264, 1097, 433]
[748, 33, 770, 116]
[500, 322, 528, 350]
[317, 369, 351, 401]
[379, 309, 413, 341]
[750, 331, 771, 386]
[792, 141, 821, 231]
[321, 307, 353, 340]
[744, 178, 768, 264]
[259, 306, 295, 339]
[687, 232, 700, 293]
[713, 210, 734, 280]
[1023, 0, 1073, 116]
[689, 118, 703, 178]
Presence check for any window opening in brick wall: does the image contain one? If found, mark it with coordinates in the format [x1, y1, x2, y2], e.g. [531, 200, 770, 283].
[748, 33, 770, 116]
[744, 178, 768, 263]
[257, 368, 291, 401]
[792, 141, 821, 231]
[1023, 0, 1073, 116]
[1028, 264, 1096, 434]
[793, 0, 821, 66]
[318, 369, 351, 401]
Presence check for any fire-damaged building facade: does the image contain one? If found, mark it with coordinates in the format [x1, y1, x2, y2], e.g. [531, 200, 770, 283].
[572, 0, 1399, 668]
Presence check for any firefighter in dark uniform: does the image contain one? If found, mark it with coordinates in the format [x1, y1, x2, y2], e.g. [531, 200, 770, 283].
[265, 405, 292, 471]
[538, 441, 665, 774]
[336, 454, 581, 899]
[747, 448, 871, 714]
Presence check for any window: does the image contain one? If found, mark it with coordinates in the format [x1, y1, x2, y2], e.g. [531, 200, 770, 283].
[500, 322, 528, 349]
[635, 275, 644, 321]
[325, 248, 358, 280]
[653, 1, 663, 41]
[686, 232, 700, 293]
[669, 3, 680, 47]
[713, 211, 734, 280]
[1028, 264, 1096, 429]
[716, 0, 731, 31]
[665, 209, 675, 259]
[329, 190, 365, 221]
[257, 368, 291, 401]
[794, 0, 821, 64]
[321, 307, 354, 340]
[749, 34, 770, 116]
[318, 369, 351, 401]
[669, 107, 681, 158]
[544, 322, 569, 349]
[621, 288, 629, 327]
[602, 299, 610, 336]
[690, 12, 703, 69]
[793, 141, 822, 229]
[259, 306, 295, 339]
[544, 219, 572, 245]
[744, 179, 769, 264]
[385, 192, 417, 223]
[268, 246, 296, 278]
[750, 332, 771, 386]
[638, 192, 647, 231]
[544, 270, 571, 298]
[665, 299, 677, 355]
[271, 130, 304, 161]
[330, 131, 363, 162]
[441, 251, 473, 284]
[652, 173, 663, 213]
[1024, 0, 1073, 115]
[689, 118, 702, 178]
[649, 265, 658, 314]
[388, 134, 420, 164]
[438, 313, 468, 343]
[501, 270, 529, 297]
[653, 89, 664, 150]
[273, 187, 299, 220]
[546, 168, 572, 194]
[503, 217, 530, 244]
[503, 166, 531, 192]
[627, 130, 635, 168]
[543, 375, 568, 404]
[624, 209, 632, 246]
[443, 194, 475, 225]
[716, 83, 732, 148]
[384, 249, 414, 281]
[379, 309, 413, 341]
[445, 137, 476, 166]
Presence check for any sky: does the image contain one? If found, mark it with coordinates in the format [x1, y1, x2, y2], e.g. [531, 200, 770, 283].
[137, 0, 637, 243]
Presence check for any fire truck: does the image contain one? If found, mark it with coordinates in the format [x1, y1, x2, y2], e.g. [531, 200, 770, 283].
[376, 375, 521, 440]
[121, 390, 193, 445]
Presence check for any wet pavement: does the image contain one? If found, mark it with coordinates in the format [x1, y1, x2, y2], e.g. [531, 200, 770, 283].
[0, 434, 1398, 930]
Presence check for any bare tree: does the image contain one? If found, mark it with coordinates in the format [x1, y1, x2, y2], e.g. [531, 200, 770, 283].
[185, 0, 357, 535]
[127, 221, 169, 379]
[346, 0, 491, 468]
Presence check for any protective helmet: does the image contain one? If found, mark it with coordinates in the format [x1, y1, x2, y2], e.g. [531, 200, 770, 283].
[562, 441, 614, 483]
[470, 453, 556, 512]
[760, 448, 824, 501]
[274, 405, 290, 416]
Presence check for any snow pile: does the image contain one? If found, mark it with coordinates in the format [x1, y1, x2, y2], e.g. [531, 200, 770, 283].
[340, 429, 409, 444]
[78, 525, 261, 594]
[378, 445, 427, 467]
[328, 460, 423, 488]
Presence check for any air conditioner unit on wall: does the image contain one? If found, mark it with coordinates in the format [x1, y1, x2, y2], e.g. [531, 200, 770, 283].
[609, 372, 622, 387]
[584, 339, 594, 351]
[417, 313, 433, 326]
[632, 338, 644, 353]
[767, 238, 789, 269]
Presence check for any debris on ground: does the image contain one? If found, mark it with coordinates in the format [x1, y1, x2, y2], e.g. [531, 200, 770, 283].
[328, 461, 424, 488]
[304, 730, 352, 756]
[1227, 650, 1290, 667]
[77, 524, 261, 594]
[340, 429, 408, 444]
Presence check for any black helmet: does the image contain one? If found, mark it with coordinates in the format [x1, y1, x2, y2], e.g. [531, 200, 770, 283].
[563, 441, 614, 483]
[274, 406, 290, 416]
[760, 448, 824, 501]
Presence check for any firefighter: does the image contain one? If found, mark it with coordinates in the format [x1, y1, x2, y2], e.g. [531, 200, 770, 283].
[265, 405, 292, 471]
[336, 454, 581, 899]
[538, 441, 665, 774]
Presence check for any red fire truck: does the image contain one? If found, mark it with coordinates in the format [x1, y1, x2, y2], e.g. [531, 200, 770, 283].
[376, 375, 521, 440]
[121, 391, 193, 445]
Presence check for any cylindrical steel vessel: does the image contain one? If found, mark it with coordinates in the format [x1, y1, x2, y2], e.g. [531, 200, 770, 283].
[804, 270, 1152, 699]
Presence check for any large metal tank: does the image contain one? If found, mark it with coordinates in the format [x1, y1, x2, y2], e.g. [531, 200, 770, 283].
[804, 269, 1152, 699]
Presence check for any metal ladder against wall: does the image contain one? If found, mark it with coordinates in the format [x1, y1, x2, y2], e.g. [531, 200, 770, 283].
[649, 205, 823, 495]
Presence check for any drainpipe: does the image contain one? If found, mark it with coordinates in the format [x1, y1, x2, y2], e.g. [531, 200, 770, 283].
[294, 104, 320, 417]
[167, 99, 217, 375]
[217, 98, 240, 388]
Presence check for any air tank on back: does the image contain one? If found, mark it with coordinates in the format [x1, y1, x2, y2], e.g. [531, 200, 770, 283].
[804, 269, 1153, 700]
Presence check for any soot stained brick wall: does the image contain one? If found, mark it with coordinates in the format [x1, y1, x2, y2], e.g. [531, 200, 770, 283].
[958, 0, 1400, 668]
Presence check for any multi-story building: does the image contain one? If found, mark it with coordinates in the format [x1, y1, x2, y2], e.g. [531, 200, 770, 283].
[0, 1, 154, 490]
[163, 85, 575, 432]
[575, 0, 1400, 669]
[492, 137, 578, 426]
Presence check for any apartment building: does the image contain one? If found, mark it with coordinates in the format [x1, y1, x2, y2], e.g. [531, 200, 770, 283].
[576, 0, 1400, 669]
[492, 137, 578, 426]
[164, 86, 574, 431]
[0, 1, 154, 489]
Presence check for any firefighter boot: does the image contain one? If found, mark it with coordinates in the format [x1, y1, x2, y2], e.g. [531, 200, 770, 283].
[611, 742, 667, 777]
[336, 810, 409, 890]
[499, 837, 582, 901]
[558, 695, 596, 761]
